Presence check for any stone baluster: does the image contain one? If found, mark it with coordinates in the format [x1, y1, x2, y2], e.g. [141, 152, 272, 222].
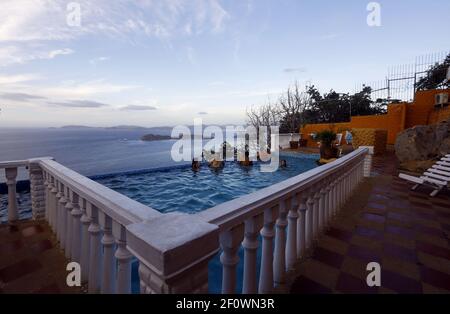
[319, 185, 327, 232]
[259, 205, 278, 294]
[43, 172, 49, 221]
[29, 161, 45, 220]
[5, 167, 18, 222]
[286, 197, 298, 269]
[274, 199, 288, 286]
[305, 192, 315, 249]
[297, 193, 308, 258]
[49, 177, 58, 232]
[80, 199, 91, 282]
[46, 175, 54, 227]
[58, 182, 67, 249]
[70, 191, 82, 262]
[64, 186, 73, 258]
[313, 189, 320, 239]
[220, 224, 245, 294]
[242, 215, 262, 294]
[88, 204, 102, 293]
[325, 180, 334, 226]
[115, 224, 132, 294]
[101, 214, 116, 293]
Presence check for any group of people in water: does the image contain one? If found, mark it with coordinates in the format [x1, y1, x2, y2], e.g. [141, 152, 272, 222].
[191, 147, 287, 171]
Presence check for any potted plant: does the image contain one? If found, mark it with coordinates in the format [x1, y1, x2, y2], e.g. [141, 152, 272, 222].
[316, 130, 338, 159]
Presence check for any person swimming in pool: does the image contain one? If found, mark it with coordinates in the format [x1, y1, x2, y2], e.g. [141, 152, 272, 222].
[279, 159, 287, 168]
[192, 158, 200, 171]
[208, 159, 224, 169]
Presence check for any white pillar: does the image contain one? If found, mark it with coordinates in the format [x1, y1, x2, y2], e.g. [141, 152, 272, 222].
[286, 197, 298, 269]
[297, 193, 307, 258]
[274, 199, 288, 286]
[101, 215, 116, 294]
[259, 205, 278, 294]
[319, 186, 326, 232]
[313, 190, 320, 239]
[242, 216, 261, 294]
[220, 224, 245, 294]
[50, 177, 58, 231]
[88, 205, 102, 293]
[43, 172, 49, 221]
[115, 224, 132, 294]
[5, 167, 18, 222]
[305, 194, 315, 248]
[64, 186, 73, 258]
[70, 191, 82, 262]
[80, 199, 91, 282]
[58, 182, 67, 249]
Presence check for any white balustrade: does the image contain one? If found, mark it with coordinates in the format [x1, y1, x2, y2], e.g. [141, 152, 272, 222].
[0, 146, 373, 294]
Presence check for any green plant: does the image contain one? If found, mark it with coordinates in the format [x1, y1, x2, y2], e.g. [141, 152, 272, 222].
[316, 130, 336, 146]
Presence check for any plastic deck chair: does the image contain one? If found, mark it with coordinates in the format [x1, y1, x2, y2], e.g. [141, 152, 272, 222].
[399, 154, 450, 197]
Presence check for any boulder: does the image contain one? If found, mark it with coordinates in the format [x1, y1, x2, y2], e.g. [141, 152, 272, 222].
[395, 120, 450, 173]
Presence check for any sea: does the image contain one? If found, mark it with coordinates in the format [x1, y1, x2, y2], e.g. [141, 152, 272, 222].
[0, 127, 191, 182]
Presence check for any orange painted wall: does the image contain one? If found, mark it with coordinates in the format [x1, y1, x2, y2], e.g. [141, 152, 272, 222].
[300, 89, 449, 147]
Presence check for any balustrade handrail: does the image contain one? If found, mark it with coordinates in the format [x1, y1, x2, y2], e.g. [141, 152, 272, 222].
[38, 158, 161, 226]
[0, 159, 29, 169]
[197, 147, 368, 230]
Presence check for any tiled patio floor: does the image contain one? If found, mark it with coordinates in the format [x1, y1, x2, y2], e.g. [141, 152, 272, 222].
[0, 220, 84, 293]
[289, 152, 450, 294]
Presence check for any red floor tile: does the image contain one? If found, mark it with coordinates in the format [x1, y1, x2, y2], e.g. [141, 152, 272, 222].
[312, 247, 344, 269]
[0, 258, 42, 283]
[420, 266, 450, 291]
[336, 272, 378, 294]
[290, 276, 332, 294]
[416, 241, 450, 260]
[347, 245, 381, 263]
[385, 225, 414, 238]
[383, 243, 417, 264]
[0, 239, 23, 254]
[325, 227, 353, 242]
[30, 239, 53, 254]
[21, 225, 44, 237]
[355, 226, 384, 240]
[361, 213, 386, 224]
[381, 270, 422, 293]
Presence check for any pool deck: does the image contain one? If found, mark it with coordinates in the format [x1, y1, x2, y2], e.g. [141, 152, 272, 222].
[0, 151, 449, 294]
[0, 220, 85, 293]
[288, 151, 450, 293]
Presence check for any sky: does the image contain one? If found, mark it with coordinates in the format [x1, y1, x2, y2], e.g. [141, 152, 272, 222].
[0, 0, 449, 128]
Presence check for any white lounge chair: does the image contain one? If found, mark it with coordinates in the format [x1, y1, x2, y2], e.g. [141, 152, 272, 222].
[399, 154, 450, 197]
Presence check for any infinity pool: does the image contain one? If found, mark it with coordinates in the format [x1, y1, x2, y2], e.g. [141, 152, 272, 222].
[94, 153, 318, 214]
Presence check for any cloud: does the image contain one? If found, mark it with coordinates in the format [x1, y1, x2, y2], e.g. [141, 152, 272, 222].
[0, 73, 41, 85]
[283, 67, 307, 73]
[0, 1, 230, 43]
[0, 46, 73, 66]
[89, 56, 110, 65]
[120, 105, 157, 111]
[198, 111, 208, 115]
[0, 92, 46, 101]
[48, 100, 109, 108]
[42, 79, 139, 98]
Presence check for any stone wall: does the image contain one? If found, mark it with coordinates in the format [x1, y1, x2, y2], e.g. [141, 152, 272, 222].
[352, 128, 387, 156]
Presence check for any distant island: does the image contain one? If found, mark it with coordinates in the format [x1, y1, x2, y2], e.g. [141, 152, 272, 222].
[141, 133, 215, 141]
[140, 134, 174, 141]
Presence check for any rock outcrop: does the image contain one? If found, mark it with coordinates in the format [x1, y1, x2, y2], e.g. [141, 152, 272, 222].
[395, 120, 450, 173]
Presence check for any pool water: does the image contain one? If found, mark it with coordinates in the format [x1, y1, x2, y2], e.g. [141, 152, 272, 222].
[94, 153, 319, 214]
